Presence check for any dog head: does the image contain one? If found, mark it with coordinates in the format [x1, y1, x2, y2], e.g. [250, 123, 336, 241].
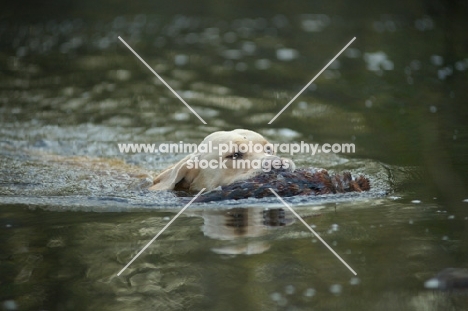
[149, 129, 294, 191]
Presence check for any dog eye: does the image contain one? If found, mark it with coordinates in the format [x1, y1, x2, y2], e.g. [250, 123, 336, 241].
[226, 152, 243, 160]
[265, 146, 273, 155]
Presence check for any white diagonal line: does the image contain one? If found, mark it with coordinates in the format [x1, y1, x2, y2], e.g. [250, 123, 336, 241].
[118, 36, 207, 124]
[117, 188, 205, 276]
[268, 188, 357, 275]
[268, 37, 356, 124]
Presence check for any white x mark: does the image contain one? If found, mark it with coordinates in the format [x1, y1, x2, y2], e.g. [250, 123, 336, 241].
[118, 36, 207, 124]
[268, 37, 356, 124]
[117, 188, 205, 276]
[269, 188, 357, 275]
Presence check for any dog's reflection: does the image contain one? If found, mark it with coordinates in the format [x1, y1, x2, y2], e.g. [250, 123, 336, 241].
[191, 207, 294, 255]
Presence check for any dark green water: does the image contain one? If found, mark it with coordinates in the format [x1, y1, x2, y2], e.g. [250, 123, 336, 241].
[1, 0, 468, 310]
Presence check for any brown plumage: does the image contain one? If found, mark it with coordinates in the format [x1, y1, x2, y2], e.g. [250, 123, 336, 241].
[195, 168, 370, 202]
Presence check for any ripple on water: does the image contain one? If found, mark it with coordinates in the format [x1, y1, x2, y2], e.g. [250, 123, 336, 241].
[0, 132, 393, 212]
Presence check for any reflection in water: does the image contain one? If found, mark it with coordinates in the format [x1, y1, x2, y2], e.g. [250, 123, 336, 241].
[195, 207, 294, 255]
[3, 200, 467, 310]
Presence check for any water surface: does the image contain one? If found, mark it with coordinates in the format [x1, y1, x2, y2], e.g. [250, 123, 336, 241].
[1, 0, 468, 310]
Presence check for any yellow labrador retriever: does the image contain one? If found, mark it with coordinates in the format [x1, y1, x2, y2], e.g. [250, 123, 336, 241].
[149, 129, 294, 192]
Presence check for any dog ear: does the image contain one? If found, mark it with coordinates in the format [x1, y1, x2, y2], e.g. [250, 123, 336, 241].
[149, 155, 198, 190]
